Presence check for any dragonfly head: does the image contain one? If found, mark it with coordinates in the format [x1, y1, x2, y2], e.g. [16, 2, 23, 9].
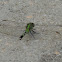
[26, 22, 35, 28]
[31, 23, 35, 27]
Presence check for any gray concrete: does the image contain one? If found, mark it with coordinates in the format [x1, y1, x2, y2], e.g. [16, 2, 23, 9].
[0, 0, 62, 62]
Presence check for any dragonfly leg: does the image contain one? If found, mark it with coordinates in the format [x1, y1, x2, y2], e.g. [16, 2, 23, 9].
[29, 31, 35, 39]
[32, 30, 39, 34]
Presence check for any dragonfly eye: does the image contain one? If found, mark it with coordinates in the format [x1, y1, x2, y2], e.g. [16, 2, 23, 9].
[32, 23, 35, 27]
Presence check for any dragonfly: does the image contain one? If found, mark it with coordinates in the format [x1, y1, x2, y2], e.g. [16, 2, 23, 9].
[19, 22, 36, 40]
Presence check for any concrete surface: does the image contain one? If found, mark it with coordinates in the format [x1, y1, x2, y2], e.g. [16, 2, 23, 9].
[0, 0, 62, 62]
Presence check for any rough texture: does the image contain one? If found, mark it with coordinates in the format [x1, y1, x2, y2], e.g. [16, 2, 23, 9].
[0, 0, 62, 62]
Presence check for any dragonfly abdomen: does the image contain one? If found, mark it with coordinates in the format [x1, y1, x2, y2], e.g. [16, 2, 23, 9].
[19, 32, 26, 40]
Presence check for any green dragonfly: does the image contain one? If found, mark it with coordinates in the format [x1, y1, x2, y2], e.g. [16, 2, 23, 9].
[19, 22, 36, 40]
